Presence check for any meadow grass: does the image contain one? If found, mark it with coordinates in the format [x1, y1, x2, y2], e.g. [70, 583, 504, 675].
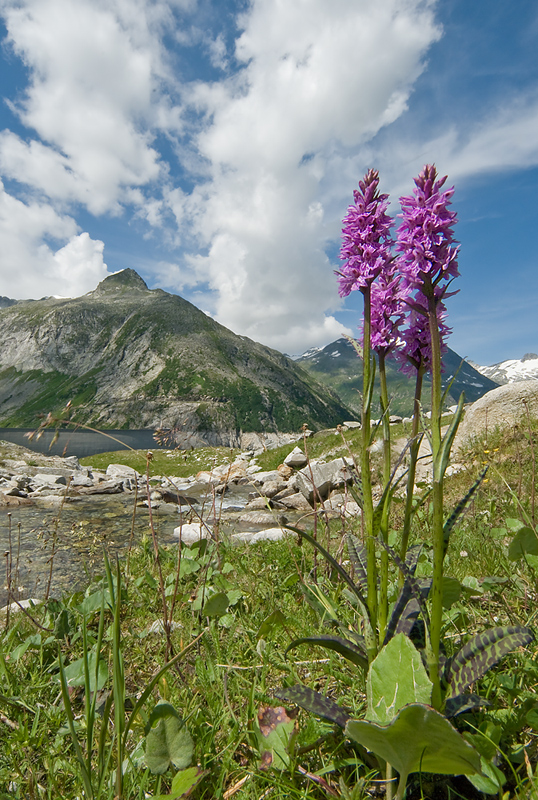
[1, 419, 538, 799]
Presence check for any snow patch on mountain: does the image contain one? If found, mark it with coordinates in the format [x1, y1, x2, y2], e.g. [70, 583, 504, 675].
[470, 353, 538, 385]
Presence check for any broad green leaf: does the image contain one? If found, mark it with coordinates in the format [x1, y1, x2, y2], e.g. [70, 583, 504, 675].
[149, 766, 205, 799]
[53, 608, 76, 639]
[254, 705, 297, 771]
[506, 518, 527, 531]
[78, 589, 111, 616]
[285, 634, 368, 669]
[465, 758, 505, 796]
[445, 626, 534, 700]
[275, 685, 350, 728]
[62, 650, 108, 692]
[202, 592, 229, 618]
[145, 704, 193, 774]
[257, 610, 288, 640]
[508, 527, 538, 560]
[367, 634, 432, 724]
[345, 704, 481, 787]
[179, 558, 202, 579]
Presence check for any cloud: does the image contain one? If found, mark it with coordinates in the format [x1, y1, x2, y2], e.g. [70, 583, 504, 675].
[171, 0, 441, 351]
[0, 0, 168, 213]
[0, 180, 107, 298]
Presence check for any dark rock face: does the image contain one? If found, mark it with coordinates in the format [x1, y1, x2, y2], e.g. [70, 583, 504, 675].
[0, 270, 352, 434]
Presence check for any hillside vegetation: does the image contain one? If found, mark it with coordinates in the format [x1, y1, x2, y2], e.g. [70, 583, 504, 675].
[0, 270, 352, 436]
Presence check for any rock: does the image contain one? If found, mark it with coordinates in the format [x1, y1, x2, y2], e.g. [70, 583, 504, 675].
[243, 497, 270, 511]
[277, 464, 293, 479]
[283, 447, 308, 468]
[70, 474, 95, 487]
[106, 464, 140, 479]
[173, 522, 213, 544]
[275, 492, 312, 511]
[257, 479, 287, 498]
[389, 415, 403, 424]
[237, 511, 282, 526]
[158, 488, 198, 506]
[1, 598, 42, 614]
[296, 458, 355, 504]
[232, 527, 297, 544]
[454, 380, 538, 453]
[31, 473, 68, 487]
[342, 420, 361, 429]
[252, 470, 282, 484]
[0, 492, 34, 506]
[76, 480, 125, 495]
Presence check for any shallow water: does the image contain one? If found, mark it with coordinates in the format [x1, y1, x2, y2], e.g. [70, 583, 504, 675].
[0, 481, 270, 606]
[0, 494, 182, 606]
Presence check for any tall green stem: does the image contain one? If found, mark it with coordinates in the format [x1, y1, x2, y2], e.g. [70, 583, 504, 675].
[361, 288, 378, 658]
[400, 367, 424, 567]
[378, 350, 391, 641]
[426, 290, 444, 709]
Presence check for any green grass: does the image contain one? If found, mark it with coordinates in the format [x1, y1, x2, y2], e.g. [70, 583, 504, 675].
[3, 417, 538, 798]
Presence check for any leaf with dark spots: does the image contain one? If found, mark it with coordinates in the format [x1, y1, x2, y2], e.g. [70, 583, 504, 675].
[445, 626, 534, 700]
[346, 534, 369, 594]
[444, 694, 490, 718]
[254, 705, 298, 771]
[276, 685, 351, 729]
[285, 635, 368, 669]
[257, 706, 297, 738]
[384, 578, 431, 646]
[443, 469, 488, 556]
[404, 544, 423, 576]
[378, 538, 431, 632]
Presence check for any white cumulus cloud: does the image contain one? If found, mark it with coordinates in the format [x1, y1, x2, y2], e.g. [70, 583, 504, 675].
[0, 180, 107, 298]
[169, 0, 441, 350]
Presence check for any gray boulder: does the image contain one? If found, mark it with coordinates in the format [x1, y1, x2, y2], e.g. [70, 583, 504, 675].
[454, 380, 538, 453]
[296, 458, 354, 504]
[283, 447, 308, 468]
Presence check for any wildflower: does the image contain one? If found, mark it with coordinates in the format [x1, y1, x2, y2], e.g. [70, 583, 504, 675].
[397, 292, 451, 375]
[337, 169, 394, 296]
[397, 164, 459, 301]
[396, 164, 459, 374]
[369, 259, 407, 354]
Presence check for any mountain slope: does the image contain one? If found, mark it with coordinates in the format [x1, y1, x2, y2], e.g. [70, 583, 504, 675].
[470, 353, 538, 385]
[0, 270, 352, 435]
[297, 338, 499, 417]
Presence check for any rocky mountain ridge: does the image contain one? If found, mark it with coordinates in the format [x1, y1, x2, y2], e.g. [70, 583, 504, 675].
[0, 269, 352, 439]
[470, 353, 538, 385]
[296, 337, 500, 417]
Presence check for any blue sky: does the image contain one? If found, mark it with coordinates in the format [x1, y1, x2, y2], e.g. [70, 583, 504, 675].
[0, 0, 537, 366]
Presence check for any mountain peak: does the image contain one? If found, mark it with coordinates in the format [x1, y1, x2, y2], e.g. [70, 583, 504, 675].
[93, 269, 149, 294]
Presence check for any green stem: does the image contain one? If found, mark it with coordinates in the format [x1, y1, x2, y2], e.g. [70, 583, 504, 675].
[378, 350, 391, 642]
[400, 367, 424, 567]
[426, 289, 444, 710]
[361, 287, 377, 659]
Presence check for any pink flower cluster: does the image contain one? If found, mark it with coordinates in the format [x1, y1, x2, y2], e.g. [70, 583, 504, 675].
[337, 169, 394, 296]
[337, 164, 459, 373]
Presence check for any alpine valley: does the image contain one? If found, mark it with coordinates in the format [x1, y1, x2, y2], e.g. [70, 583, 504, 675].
[0, 269, 352, 442]
[295, 337, 500, 417]
[0, 269, 502, 440]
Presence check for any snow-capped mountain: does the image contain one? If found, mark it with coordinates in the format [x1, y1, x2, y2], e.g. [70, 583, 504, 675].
[296, 337, 499, 417]
[470, 353, 538, 385]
